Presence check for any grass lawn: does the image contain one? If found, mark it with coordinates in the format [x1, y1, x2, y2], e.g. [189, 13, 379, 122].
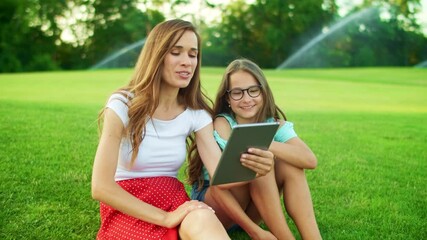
[0, 67, 426, 239]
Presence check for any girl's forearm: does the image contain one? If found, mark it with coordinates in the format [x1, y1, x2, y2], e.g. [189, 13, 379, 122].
[269, 141, 317, 169]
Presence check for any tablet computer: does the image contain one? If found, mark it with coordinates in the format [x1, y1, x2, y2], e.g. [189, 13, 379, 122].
[210, 122, 280, 186]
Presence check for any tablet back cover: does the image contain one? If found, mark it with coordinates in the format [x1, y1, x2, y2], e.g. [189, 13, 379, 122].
[210, 122, 279, 185]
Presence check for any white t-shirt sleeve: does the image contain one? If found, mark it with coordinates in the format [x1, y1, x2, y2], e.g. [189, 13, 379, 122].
[192, 109, 212, 132]
[106, 93, 130, 127]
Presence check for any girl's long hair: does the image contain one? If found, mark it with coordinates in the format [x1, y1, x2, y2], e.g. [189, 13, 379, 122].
[187, 58, 286, 187]
[98, 19, 213, 166]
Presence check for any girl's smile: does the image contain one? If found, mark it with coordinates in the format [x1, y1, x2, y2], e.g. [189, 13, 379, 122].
[228, 70, 263, 124]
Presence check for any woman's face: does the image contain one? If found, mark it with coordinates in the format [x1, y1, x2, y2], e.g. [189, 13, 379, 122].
[227, 70, 263, 124]
[162, 30, 198, 90]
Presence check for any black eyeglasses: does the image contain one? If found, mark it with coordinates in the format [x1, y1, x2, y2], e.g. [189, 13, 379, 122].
[227, 85, 262, 101]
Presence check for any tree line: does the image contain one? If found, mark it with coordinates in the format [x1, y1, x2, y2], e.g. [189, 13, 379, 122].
[0, 0, 426, 73]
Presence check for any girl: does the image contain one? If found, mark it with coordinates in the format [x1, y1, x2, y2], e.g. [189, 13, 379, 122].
[189, 58, 321, 240]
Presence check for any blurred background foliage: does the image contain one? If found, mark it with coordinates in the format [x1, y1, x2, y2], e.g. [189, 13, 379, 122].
[0, 0, 426, 72]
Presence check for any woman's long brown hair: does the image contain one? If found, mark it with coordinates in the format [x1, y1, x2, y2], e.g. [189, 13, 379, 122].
[187, 58, 286, 188]
[98, 19, 213, 166]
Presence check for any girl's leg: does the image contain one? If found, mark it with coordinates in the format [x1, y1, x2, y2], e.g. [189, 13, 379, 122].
[249, 169, 295, 240]
[179, 208, 230, 240]
[205, 185, 276, 239]
[276, 161, 322, 240]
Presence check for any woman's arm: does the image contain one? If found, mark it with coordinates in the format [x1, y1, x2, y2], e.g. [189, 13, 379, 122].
[91, 109, 207, 228]
[194, 122, 223, 178]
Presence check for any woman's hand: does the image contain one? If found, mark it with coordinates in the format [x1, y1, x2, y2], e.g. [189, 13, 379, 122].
[163, 200, 215, 228]
[240, 148, 274, 177]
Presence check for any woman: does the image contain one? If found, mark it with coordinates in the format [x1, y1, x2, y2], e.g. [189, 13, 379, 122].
[91, 20, 274, 240]
[189, 58, 321, 239]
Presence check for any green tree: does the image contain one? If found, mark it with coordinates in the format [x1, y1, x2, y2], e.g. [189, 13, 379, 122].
[0, 0, 171, 72]
[361, 0, 422, 33]
[0, 0, 62, 72]
[279, 7, 427, 68]
[207, 0, 337, 68]
[84, 0, 165, 68]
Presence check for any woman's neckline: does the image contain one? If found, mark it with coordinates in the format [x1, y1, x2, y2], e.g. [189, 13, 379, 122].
[151, 108, 189, 122]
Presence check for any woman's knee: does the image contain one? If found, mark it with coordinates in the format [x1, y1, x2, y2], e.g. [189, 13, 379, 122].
[179, 208, 221, 236]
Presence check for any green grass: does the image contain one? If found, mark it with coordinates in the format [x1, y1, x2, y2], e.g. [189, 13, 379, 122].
[0, 67, 426, 239]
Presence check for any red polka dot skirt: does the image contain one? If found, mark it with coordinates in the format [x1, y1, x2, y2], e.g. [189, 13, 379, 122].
[96, 177, 190, 240]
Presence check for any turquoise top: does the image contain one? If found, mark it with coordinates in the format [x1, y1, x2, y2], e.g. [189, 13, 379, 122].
[204, 113, 297, 180]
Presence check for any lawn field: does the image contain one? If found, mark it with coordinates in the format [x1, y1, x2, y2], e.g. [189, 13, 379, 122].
[0, 67, 426, 239]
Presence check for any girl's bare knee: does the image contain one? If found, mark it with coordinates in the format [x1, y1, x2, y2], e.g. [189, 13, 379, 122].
[278, 162, 305, 182]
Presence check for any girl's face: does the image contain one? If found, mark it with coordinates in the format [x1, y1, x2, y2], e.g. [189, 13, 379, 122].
[162, 30, 198, 90]
[227, 70, 263, 124]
